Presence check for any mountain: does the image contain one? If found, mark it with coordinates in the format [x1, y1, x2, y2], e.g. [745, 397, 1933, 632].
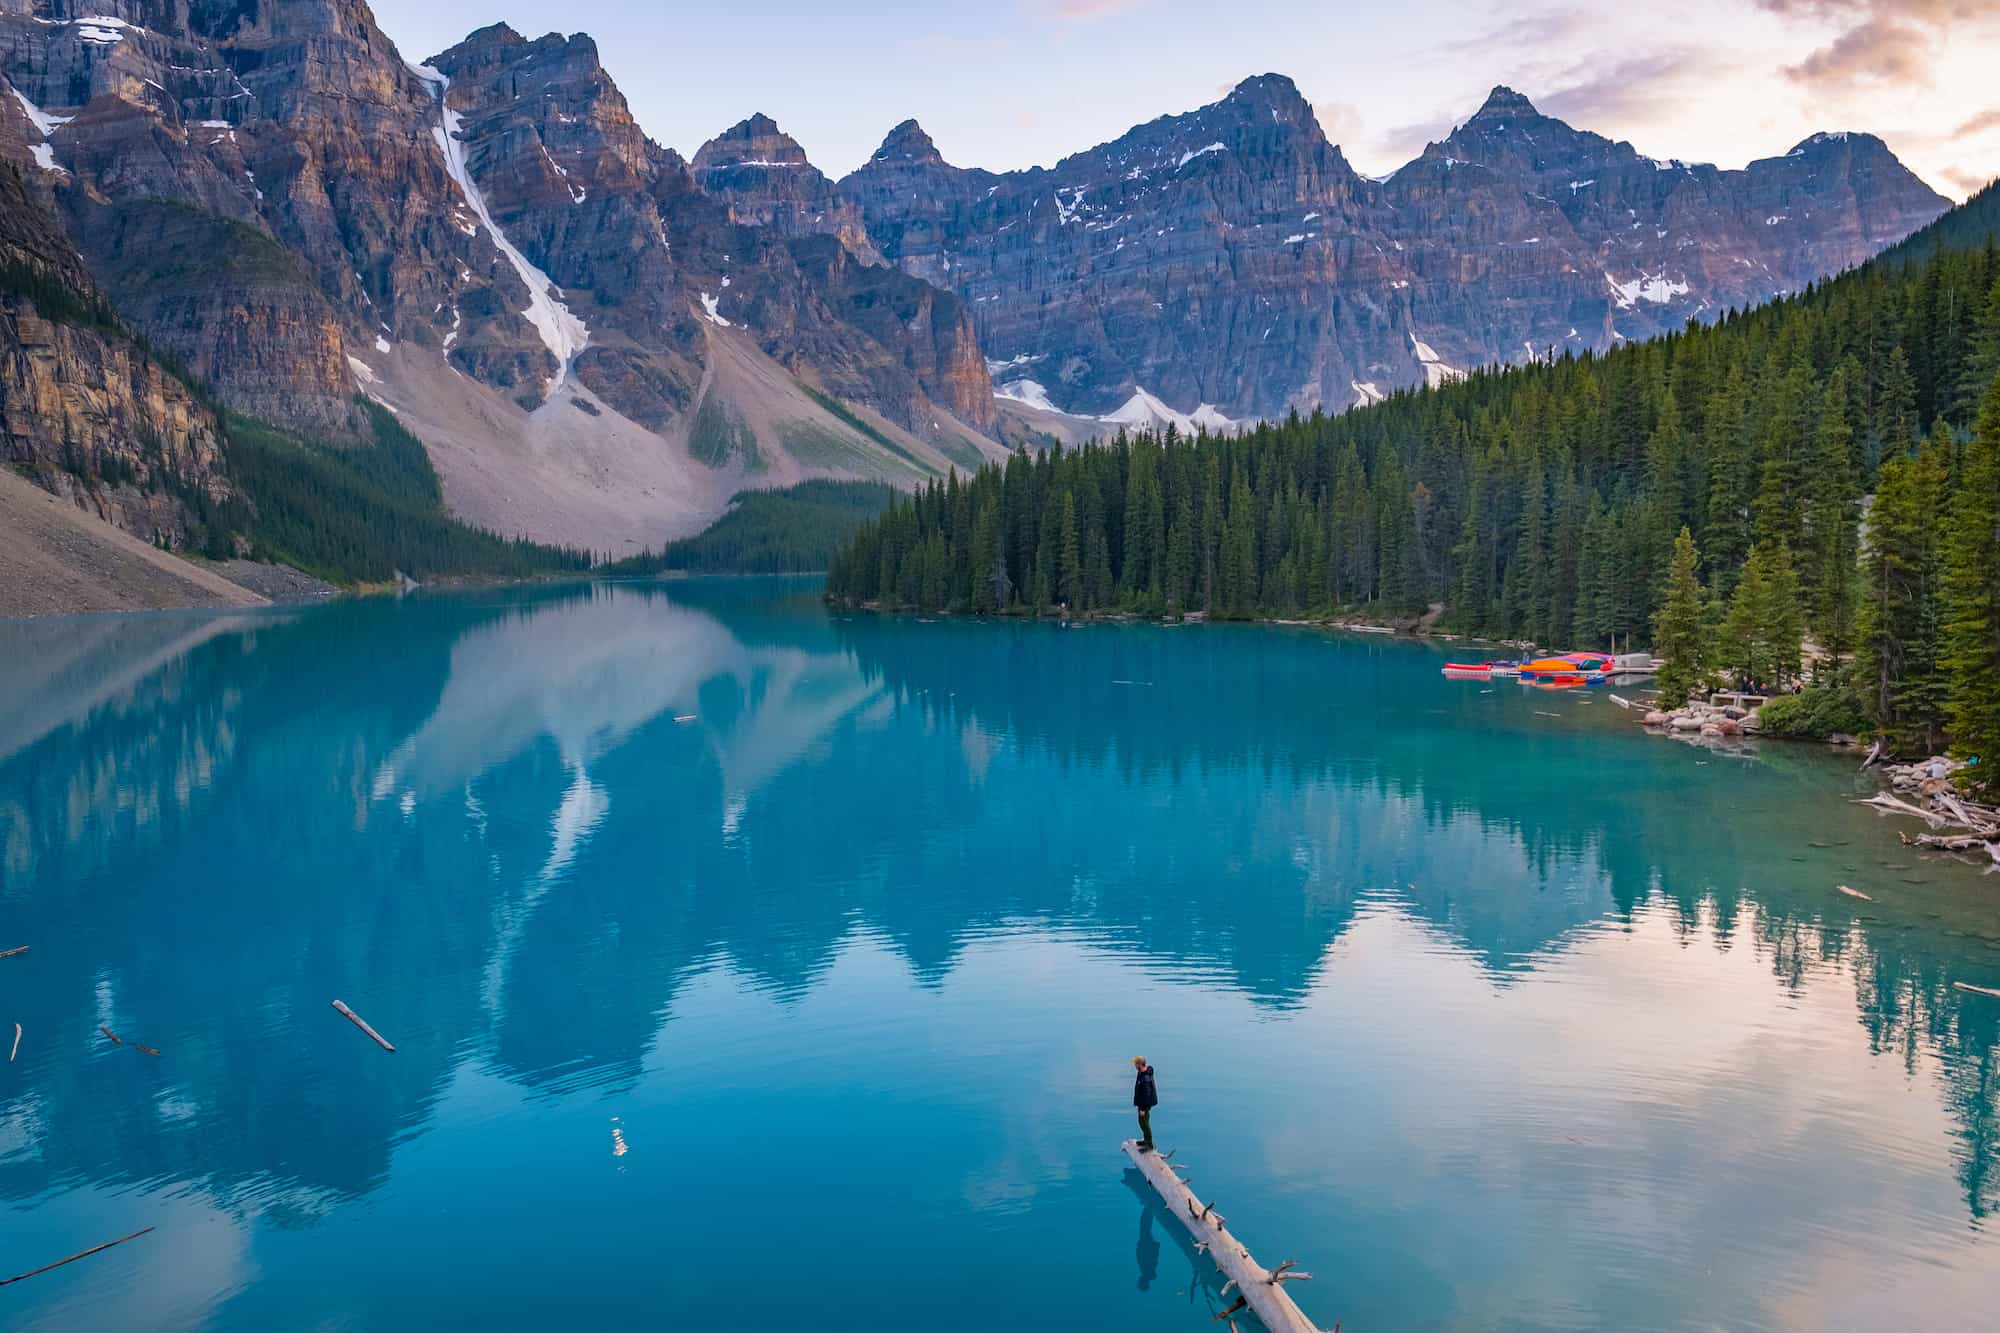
[836, 78, 1951, 422]
[0, 2, 1005, 553]
[0, 3, 1957, 588]
[0, 154, 230, 542]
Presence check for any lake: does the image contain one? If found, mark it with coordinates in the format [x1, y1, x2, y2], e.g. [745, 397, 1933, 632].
[1, 578, 1997, 1331]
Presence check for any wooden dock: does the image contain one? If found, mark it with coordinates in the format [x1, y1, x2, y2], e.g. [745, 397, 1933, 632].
[1121, 1140, 1325, 1333]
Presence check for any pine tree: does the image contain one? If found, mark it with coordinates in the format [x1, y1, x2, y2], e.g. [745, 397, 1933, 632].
[1859, 437, 1948, 751]
[1220, 465, 1257, 615]
[1165, 492, 1194, 616]
[1801, 391, 1860, 661]
[1953, 277, 2000, 424]
[1653, 527, 1708, 707]
[1941, 374, 2000, 789]
[1057, 489, 1082, 611]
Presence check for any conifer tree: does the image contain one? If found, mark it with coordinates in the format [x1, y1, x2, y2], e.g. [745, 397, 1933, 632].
[1859, 438, 1948, 751]
[1058, 490, 1082, 610]
[1653, 526, 1708, 707]
[1801, 391, 1860, 660]
[1941, 375, 2000, 788]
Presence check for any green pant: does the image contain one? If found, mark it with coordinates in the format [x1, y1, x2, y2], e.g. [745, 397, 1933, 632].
[1137, 1107, 1153, 1147]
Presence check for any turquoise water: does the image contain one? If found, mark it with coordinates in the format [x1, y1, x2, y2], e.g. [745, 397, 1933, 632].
[2, 578, 1998, 1331]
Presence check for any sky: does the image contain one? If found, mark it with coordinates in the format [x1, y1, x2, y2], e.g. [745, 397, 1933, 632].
[372, 0, 2000, 200]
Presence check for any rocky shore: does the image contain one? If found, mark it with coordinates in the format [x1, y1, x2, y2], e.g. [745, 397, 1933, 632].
[1640, 697, 1761, 742]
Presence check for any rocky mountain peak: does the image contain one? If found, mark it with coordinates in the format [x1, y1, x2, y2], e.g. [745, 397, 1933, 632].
[1470, 85, 1539, 120]
[692, 113, 812, 170]
[454, 20, 527, 51]
[1226, 72, 1313, 123]
[871, 119, 945, 167]
[1785, 130, 1885, 159]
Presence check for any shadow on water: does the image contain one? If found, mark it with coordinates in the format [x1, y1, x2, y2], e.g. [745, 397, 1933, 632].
[0, 575, 1995, 1241]
[1123, 1168, 1233, 1314]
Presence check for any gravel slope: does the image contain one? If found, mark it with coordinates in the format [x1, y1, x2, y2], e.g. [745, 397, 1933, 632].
[0, 468, 269, 618]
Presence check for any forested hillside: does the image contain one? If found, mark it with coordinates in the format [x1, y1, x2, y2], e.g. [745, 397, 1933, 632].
[827, 181, 2000, 775]
[605, 481, 898, 575]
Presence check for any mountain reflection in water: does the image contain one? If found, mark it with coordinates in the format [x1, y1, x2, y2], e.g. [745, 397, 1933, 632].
[0, 578, 1995, 1332]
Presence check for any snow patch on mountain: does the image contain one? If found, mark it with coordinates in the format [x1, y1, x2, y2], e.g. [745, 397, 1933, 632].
[1409, 332, 1466, 388]
[1605, 271, 1690, 309]
[410, 62, 588, 393]
[1102, 386, 1239, 434]
[995, 379, 1058, 413]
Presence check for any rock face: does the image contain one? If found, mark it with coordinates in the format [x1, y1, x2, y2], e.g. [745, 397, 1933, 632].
[838, 79, 1951, 421]
[423, 23, 995, 435]
[0, 5, 1953, 554]
[0, 2, 1006, 549]
[692, 113, 881, 264]
[0, 155, 228, 544]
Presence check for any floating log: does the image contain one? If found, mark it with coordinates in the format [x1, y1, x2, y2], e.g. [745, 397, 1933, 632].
[1856, 793, 1951, 826]
[1608, 694, 1633, 710]
[0, 1227, 155, 1286]
[9, 1023, 18, 1062]
[0, 946, 28, 960]
[1956, 982, 2000, 1000]
[1836, 885, 1872, 901]
[98, 1024, 160, 1056]
[1123, 1141, 1325, 1333]
[331, 1000, 396, 1052]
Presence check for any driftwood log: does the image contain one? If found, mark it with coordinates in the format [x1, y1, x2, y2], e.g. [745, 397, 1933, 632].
[331, 1000, 396, 1052]
[0, 1227, 155, 1286]
[1123, 1141, 1325, 1333]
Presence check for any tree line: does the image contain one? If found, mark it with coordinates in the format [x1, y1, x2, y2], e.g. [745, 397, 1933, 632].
[827, 182, 2000, 783]
[605, 480, 898, 575]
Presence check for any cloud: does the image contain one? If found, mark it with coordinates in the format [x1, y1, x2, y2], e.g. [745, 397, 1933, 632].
[1942, 163, 1999, 195]
[1783, 16, 1933, 88]
[1953, 108, 2000, 137]
[1539, 50, 1714, 130]
[1376, 112, 1459, 163]
[1763, 0, 1999, 92]
[1313, 100, 1364, 150]
[1026, 0, 1148, 19]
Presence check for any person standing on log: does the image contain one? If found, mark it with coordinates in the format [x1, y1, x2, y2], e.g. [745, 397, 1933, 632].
[1132, 1056, 1159, 1151]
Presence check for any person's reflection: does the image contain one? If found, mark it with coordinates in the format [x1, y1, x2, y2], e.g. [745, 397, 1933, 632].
[1135, 1197, 1161, 1290]
[1125, 1168, 1162, 1290]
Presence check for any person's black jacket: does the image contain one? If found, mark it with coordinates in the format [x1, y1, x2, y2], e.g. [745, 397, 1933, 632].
[1134, 1065, 1158, 1109]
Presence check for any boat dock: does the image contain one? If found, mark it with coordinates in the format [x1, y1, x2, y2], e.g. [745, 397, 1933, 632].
[1121, 1140, 1327, 1333]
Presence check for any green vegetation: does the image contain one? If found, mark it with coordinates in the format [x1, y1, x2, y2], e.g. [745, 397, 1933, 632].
[829, 186, 2000, 787]
[802, 387, 923, 469]
[213, 402, 590, 582]
[1941, 376, 2000, 785]
[688, 392, 760, 470]
[1756, 686, 1871, 740]
[606, 480, 899, 575]
[0, 260, 124, 339]
[1651, 527, 1706, 708]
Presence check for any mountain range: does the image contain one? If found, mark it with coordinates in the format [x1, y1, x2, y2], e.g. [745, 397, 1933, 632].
[0, 0, 1954, 561]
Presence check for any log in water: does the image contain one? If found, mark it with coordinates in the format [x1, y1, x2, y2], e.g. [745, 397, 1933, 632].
[331, 1000, 397, 1052]
[1122, 1140, 1324, 1333]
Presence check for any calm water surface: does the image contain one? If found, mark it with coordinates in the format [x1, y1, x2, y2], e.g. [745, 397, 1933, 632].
[1, 579, 1997, 1331]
